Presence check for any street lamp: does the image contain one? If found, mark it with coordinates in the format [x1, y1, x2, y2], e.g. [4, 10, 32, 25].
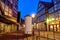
[46, 17, 55, 24]
[31, 13, 36, 40]
[50, 25, 53, 29]
[31, 13, 36, 28]
[52, 18, 55, 21]
[31, 13, 36, 29]
[31, 14, 36, 18]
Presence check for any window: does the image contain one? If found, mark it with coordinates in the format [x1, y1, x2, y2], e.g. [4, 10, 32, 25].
[9, 9, 12, 17]
[50, 13, 55, 20]
[11, 24, 16, 31]
[4, 11, 8, 15]
[10, 0, 13, 3]
[54, 5, 58, 10]
[38, 17, 40, 21]
[5, 0, 9, 6]
[9, 3, 12, 8]
[15, 4, 18, 9]
[57, 3, 60, 9]
[8, 25, 12, 32]
[54, 25, 57, 31]
[56, 0, 60, 3]
[2, 0, 5, 3]
[55, 12, 59, 20]
[8, 0, 13, 4]
[39, 9, 45, 15]
[0, 22, 1, 33]
[4, 24, 8, 32]
[0, 22, 5, 33]
[5, 5, 8, 11]
[4, 5, 8, 15]
[58, 11, 60, 19]
[39, 14, 46, 21]
[13, 0, 16, 6]
[39, 3, 41, 7]
[50, 25, 53, 31]
[48, 7, 54, 13]
[54, 0, 57, 4]
[57, 25, 60, 31]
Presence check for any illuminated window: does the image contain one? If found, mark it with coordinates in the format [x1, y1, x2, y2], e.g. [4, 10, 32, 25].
[50, 25, 53, 31]
[8, 25, 12, 32]
[0, 22, 5, 33]
[57, 25, 60, 32]
[37, 24, 39, 29]
[54, 25, 57, 31]
[4, 24, 8, 32]
[4, 5, 8, 15]
[56, 18, 58, 20]
[11, 24, 16, 31]
[9, 9, 12, 17]
[50, 25, 53, 29]
[4, 11, 8, 15]
[5, 6, 8, 11]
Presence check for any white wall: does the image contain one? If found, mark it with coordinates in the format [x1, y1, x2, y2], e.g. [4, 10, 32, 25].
[25, 16, 32, 34]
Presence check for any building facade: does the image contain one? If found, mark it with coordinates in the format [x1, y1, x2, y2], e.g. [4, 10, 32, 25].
[33, 0, 60, 32]
[23, 0, 60, 40]
[0, 0, 18, 34]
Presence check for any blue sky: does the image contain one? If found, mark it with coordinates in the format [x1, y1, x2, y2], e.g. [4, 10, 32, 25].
[18, 0, 39, 19]
[18, 0, 52, 19]
[40, 0, 52, 2]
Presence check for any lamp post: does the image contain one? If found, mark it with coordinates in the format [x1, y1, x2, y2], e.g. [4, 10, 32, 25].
[31, 14, 40, 40]
[51, 0, 55, 40]
[31, 14, 36, 40]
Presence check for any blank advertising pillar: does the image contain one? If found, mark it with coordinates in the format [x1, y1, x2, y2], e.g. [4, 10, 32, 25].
[25, 15, 32, 34]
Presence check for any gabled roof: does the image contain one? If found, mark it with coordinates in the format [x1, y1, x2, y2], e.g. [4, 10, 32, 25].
[40, 1, 54, 9]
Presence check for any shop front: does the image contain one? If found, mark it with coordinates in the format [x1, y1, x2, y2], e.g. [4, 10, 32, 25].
[0, 22, 17, 34]
[0, 14, 17, 34]
[48, 20, 60, 32]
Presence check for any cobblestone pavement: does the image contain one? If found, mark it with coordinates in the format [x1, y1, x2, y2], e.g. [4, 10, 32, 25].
[34, 31, 60, 40]
[24, 31, 60, 40]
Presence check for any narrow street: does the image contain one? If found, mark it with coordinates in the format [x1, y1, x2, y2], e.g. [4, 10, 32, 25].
[0, 0, 60, 40]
